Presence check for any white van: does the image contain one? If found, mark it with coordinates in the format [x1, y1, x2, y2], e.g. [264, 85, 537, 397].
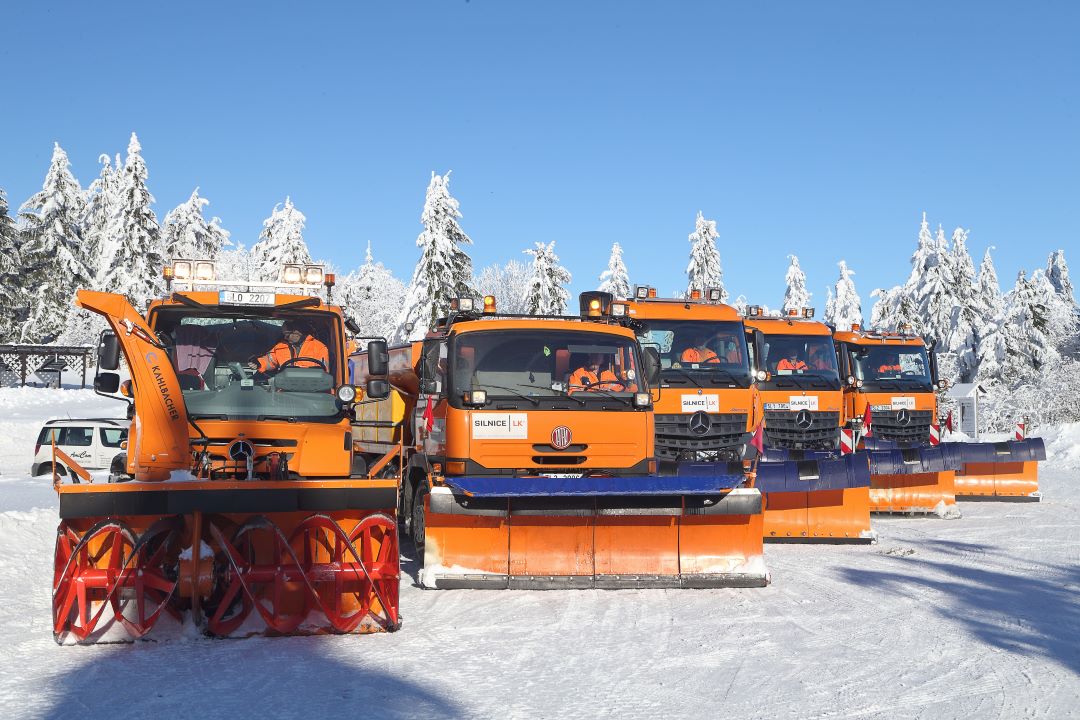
[32, 419, 128, 477]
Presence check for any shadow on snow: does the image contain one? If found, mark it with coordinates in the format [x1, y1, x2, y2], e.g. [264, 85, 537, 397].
[841, 537, 1080, 675]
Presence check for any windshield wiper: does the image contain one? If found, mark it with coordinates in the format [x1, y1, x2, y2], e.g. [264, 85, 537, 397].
[276, 297, 322, 310]
[257, 414, 299, 422]
[479, 385, 542, 407]
[662, 368, 703, 388]
[572, 387, 632, 407]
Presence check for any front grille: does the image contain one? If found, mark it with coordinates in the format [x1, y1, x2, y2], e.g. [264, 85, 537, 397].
[654, 412, 748, 460]
[872, 409, 932, 444]
[763, 410, 841, 450]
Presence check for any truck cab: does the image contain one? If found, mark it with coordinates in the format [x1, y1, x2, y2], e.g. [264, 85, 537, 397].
[744, 307, 843, 451]
[620, 286, 760, 464]
[834, 324, 942, 446]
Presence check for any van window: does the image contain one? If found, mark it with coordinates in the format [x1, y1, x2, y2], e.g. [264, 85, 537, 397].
[100, 428, 127, 448]
[37, 427, 61, 445]
[59, 427, 94, 447]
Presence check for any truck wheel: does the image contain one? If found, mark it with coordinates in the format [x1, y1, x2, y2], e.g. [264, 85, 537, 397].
[411, 484, 428, 554]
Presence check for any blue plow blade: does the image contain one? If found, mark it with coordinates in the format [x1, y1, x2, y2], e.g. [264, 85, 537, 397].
[755, 454, 871, 493]
[445, 468, 746, 498]
[955, 437, 1046, 464]
[866, 444, 965, 474]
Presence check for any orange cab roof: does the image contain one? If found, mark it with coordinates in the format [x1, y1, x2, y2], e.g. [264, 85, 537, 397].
[624, 298, 741, 322]
[833, 328, 926, 346]
[744, 316, 832, 336]
[448, 316, 638, 340]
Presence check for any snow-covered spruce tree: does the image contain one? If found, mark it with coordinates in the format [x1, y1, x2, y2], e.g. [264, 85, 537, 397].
[523, 241, 572, 315]
[686, 211, 726, 300]
[101, 134, 165, 307]
[84, 154, 122, 291]
[1030, 267, 1078, 354]
[944, 227, 979, 381]
[17, 143, 90, 343]
[163, 188, 231, 261]
[870, 212, 950, 335]
[911, 224, 957, 349]
[0, 189, 23, 342]
[338, 242, 406, 340]
[824, 286, 835, 323]
[395, 171, 475, 341]
[825, 260, 862, 331]
[1000, 270, 1057, 381]
[1041, 250, 1079, 356]
[782, 255, 811, 311]
[598, 242, 631, 299]
[252, 197, 311, 281]
[974, 248, 1007, 384]
[474, 260, 530, 314]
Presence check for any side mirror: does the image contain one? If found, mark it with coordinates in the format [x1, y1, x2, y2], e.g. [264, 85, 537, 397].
[95, 372, 120, 394]
[367, 340, 389, 376]
[98, 332, 121, 370]
[642, 347, 661, 387]
[421, 379, 442, 395]
[366, 378, 390, 400]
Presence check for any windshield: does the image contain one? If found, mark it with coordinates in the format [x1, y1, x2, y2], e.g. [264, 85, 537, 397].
[849, 344, 932, 390]
[759, 334, 840, 390]
[448, 329, 644, 409]
[152, 308, 342, 421]
[639, 320, 752, 387]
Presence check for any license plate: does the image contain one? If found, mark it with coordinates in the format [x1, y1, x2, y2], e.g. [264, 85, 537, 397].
[219, 290, 274, 306]
[540, 473, 583, 478]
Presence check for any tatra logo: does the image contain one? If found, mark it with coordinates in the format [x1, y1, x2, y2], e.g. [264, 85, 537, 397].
[795, 410, 814, 430]
[896, 409, 911, 426]
[551, 425, 572, 450]
[688, 411, 712, 435]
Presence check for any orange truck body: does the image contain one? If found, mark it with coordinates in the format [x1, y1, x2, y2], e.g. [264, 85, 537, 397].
[52, 288, 399, 644]
[352, 305, 767, 590]
[744, 313, 873, 542]
[833, 328, 960, 515]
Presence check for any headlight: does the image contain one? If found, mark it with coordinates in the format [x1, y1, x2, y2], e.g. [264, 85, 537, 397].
[465, 390, 487, 406]
[194, 261, 216, 281]
[282, 265, 303, 284]
[856, 379, 864, 388]
[755, 369, 767, 382]
[336, 385, 357, 403]
[457, 297, 475, 312]
[304, 265, 323, 285]
[610, 303, 627, 317]
[633, 392, 651, 408]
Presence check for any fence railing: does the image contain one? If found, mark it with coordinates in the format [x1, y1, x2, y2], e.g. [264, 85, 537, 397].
[0, 345, 93, 388]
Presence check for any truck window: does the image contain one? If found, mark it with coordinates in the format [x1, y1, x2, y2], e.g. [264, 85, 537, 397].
[640, 320, 752, 386]
[850, 345, 931, 388]
[151, 310, 342, 422]
[449, 329, 643, 408]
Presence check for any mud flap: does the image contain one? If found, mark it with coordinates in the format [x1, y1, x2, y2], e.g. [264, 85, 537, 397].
[954, 439, 1045, 500]
[756, 454, 874, 543]
[420, 476, 767, 589]
[866, 449, 960, 517]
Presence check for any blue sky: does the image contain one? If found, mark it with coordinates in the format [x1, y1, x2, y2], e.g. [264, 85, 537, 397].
[3, 1, 1078, 309]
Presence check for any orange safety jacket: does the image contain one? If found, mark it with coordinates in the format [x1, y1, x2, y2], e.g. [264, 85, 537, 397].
[681, 347, 720, 364]
[256, 336, 330, 373]
[568, 367, 626, 393]
[777, 358, 808, 371]
[878, 363, 902, 373]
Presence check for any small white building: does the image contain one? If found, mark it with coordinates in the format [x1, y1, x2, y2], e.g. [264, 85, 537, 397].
[946, 382, 987, 439]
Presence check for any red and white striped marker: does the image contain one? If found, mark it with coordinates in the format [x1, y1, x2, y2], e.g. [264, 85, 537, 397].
[929, 423, 940, 446]
[840, 428, 855, 455]
[1015, 421, 1026, 441]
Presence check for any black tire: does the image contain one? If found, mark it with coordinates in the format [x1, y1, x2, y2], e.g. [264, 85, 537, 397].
[411, 483, 429, 555]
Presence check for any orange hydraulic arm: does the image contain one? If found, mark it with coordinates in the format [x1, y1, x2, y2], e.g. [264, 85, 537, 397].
[76, 290, 191, 481]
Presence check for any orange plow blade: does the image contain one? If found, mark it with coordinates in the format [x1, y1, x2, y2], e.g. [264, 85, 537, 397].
[420, 481, 767, 589]
[757, 455, 875, 543]
[952, 439, 1045, 501]
[865, 448, 960, 517]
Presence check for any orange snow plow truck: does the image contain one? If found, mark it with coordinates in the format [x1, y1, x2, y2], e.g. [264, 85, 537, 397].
[52, 263, 400, 644]
[836, 325, 1044, 507]
[351, 295, 767, 590]
[742, 307, 873, 542]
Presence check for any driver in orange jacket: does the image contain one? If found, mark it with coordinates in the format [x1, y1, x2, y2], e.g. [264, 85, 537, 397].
[248, 320, 330, 374]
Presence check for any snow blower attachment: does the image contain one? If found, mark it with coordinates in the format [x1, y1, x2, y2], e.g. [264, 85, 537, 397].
[352, 295, 768, 591]
[53, 280, 400, 644]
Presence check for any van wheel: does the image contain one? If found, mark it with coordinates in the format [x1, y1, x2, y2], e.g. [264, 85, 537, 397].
[411, 484, 428, 554]
[52, 464, 67, 477]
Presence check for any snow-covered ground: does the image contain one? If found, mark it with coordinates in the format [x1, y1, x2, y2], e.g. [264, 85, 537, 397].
[0, 388, 1077, 719]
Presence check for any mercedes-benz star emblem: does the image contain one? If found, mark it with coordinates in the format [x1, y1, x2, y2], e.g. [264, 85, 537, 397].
[896, 409, 911, 426]
[550, 425, 572, 450]
[688, 411, 712, 435]
[228, 439, 255, 461]
[795, 410, 814, 430]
